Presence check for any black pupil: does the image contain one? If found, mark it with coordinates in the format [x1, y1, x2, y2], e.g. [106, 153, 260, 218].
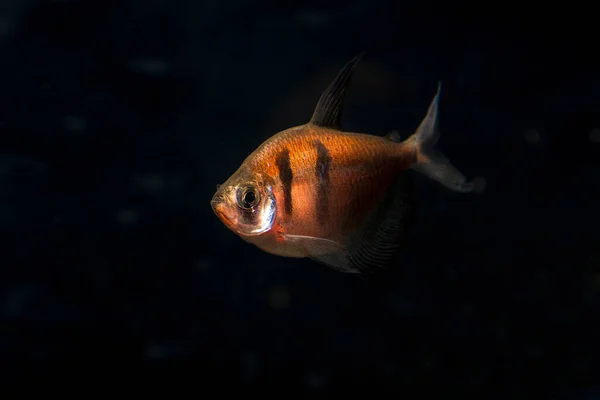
[243, 190, 255, 207]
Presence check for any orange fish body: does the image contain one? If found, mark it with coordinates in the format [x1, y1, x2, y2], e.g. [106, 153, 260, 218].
[211, 54, 474, 273]
[238, 126, 412, 254]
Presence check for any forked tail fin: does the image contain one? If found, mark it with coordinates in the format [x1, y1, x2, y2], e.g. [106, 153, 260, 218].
[407, 82, 474, 193]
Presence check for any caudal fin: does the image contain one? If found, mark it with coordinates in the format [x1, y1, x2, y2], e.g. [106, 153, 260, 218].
[408, 82, 474, 193]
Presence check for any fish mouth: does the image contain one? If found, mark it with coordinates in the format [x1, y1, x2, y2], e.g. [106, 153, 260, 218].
[210, 196, 221, 211]
[210, 195, 225, 216]
[210, 195, 235, 230]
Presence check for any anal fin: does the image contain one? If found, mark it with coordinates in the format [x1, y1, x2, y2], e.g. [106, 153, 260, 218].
[281, 234, 358, 273]
[344, 172, 414, 273]
[283, 173, 414, 274]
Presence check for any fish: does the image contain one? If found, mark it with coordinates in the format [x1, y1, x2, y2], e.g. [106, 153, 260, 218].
[210, 54, 474, 273]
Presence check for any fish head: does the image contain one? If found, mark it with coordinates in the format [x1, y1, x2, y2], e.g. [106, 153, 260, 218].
[210, 167, 276, 237]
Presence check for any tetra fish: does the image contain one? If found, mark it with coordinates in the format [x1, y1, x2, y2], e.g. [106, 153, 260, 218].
[210, 54, 474, 273]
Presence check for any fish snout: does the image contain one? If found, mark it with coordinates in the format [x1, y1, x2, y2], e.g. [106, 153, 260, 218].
[210, 194, 225, 213]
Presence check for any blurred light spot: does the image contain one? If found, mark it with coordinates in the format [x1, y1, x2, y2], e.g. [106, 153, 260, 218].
[196, 258, 213, 273]
[4, 285, 33, 317]
[589, 129, 600, 143]
[524, 129, 540, 144]
[570, 359, 591, 376]
[590, 273, 600, 291]
[129, 58, 169, 76]
[242, 351, 260, 383]
[145, 341, 187, 360]
[534, 271, 550, 286]
[445, 266, 457, 281]
[135, 173, 165, 193]
[306, 371, 326, 389]
[296, 11, 330, 28]
[472, 176, 486, 194]
[268, 285, 290, 309]
[145, 343, 168, 359]
[467, 373, 482, 387]
[0, 18, 11, 37]
[382, 364, 397, 376]
[254, 275, 265, 286]
[63, 115, 86, 133]
[386, 290, 414, 315]
[116, 209, 138, 225]
[462, 304, 475, 316]
[491, 324, 508, 341]
[419, 354, 435, 371]
[578, 386, 600, 400]
[527, 344, 544, 359]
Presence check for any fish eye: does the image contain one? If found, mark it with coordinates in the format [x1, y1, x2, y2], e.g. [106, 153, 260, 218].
[237, 185, 260, 209]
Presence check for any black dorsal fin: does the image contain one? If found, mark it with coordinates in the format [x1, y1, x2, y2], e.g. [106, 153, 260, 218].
[308, 52, 364, 129]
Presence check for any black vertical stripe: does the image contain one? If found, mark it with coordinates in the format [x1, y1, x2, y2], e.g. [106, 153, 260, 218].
[276, 149, 293, 216]
[315, 140, 332, 222]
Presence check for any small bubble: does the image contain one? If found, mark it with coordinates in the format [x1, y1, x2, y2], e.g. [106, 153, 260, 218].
[589, 129, 600, 143]
[268, 285, 290, 310]
[524, 129, 540, 144]
[64, 115, 86, 133]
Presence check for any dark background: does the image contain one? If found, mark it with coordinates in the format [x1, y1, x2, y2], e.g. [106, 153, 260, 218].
[0, 0, 599, 396]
